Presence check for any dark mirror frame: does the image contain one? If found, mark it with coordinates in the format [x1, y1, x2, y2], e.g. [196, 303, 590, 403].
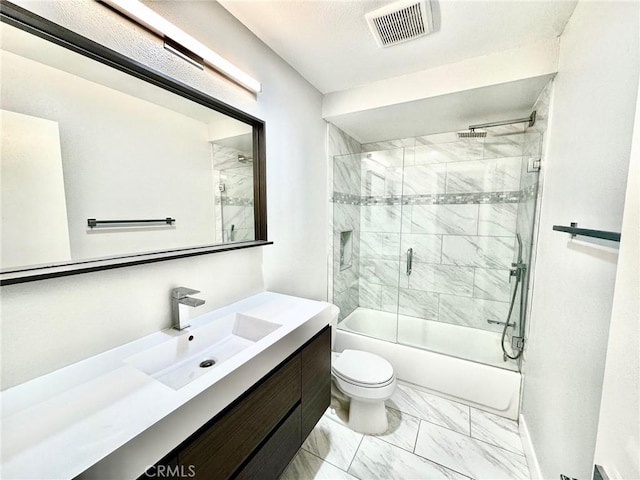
[0, 1, 270, 286]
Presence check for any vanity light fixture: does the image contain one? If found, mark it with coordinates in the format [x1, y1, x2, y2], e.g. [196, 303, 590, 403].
[101, 0, 262, 93]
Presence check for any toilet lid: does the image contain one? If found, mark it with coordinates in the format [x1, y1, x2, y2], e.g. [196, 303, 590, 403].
[332, 350, 394, 386]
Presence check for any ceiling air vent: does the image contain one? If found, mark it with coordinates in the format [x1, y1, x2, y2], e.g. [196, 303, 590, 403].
[366, 0, 434, 48]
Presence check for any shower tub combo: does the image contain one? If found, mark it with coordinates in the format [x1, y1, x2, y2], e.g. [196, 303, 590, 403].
[330, 114, 542, 420]
[335, 308, 521, 419]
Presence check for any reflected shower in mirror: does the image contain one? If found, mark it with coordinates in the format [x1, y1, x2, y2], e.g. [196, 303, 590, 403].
[211, 133, 255, 243]
[0, 15, 265, 277]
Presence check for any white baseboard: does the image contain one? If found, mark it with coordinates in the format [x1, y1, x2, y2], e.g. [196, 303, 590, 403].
[520, 414, 543, 480]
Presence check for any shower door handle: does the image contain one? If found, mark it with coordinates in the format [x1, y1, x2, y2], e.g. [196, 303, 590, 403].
[406, 248, 413, 276]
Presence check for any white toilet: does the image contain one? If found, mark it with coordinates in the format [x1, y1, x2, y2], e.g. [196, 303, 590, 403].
[330, 306, 396, 434]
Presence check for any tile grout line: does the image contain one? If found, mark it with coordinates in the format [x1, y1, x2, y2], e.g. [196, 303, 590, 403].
[467, 431, 527, 457]
[372, 431, 417, 457]
[417, 412, 527, 458]
[388, 406, 471, 438]
[413, 420, 475, 480]
[405, 412, 493, 445]
[393, 383, 471, 413]
[302, 444, 362, 476]
[345, 435, 365, 476]
[412, 419, 422, 454]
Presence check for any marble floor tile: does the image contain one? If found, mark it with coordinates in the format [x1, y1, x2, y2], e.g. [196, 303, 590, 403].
[280, 449, 358, 480]
[415, 420, 530, 480]
[348, 436, 470, 480]
[326, 396, 420, 453]
[470, 407, 525, 455]
[372, 407, 420, 452]
[301, 411, 363, 470]
[387, 383, 471, 435]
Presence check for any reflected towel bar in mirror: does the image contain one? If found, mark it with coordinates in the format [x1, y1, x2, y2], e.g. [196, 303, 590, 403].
[87, 218, 176, 228]
[0, 1, 267, 285]
[552, 222, 621, 242]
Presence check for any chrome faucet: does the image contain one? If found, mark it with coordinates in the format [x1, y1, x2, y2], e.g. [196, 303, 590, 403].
[171, 287, 205, 330]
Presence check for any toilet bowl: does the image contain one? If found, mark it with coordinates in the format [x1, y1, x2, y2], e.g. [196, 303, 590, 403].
[330, 306, 396, 434]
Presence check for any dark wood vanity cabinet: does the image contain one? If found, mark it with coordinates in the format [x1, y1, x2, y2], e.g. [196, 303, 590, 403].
[141, 326, 331, 480]
[301, 326, 331, 440]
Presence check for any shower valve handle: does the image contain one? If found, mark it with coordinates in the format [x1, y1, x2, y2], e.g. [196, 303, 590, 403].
[510, 262, 527, 279]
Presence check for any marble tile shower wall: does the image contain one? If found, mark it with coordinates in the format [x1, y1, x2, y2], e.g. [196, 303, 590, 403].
[328, 124, 362, 319]
[358, 132, 531, 333]
[330, 106, 546, 334]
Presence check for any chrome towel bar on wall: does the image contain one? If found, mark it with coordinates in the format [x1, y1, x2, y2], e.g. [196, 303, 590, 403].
[87, 218, 175, 228]
[552, 222, 621, 242]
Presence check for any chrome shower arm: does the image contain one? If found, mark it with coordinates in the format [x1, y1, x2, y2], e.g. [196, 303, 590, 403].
[469, 111, 536, 130]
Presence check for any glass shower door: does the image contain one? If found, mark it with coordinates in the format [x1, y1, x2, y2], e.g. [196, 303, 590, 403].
[396, 141, 460, 351]
[332, 148, 405, 342]
[395, 131, 533, 371]
[357, 148, 405, 342]
[331, 126, 543, 372]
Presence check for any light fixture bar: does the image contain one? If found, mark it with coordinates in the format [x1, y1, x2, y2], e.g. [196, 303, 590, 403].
[102, 0, 262, 93]
[164, 38, 204, 70]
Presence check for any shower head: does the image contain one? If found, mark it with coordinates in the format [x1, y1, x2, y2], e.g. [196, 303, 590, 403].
[237, 154, 253, 164]
[457, 129, 487, 139]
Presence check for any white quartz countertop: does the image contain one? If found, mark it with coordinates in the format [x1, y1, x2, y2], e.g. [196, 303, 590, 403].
[0, 292, 332, 479]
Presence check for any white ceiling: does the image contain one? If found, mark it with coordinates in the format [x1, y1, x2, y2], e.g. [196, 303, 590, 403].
[219, 0, 577, 94]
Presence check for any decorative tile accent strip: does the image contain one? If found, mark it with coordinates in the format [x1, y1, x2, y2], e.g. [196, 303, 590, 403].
[216, 196, 254, 206]
[362, 195, 403, 205]
[331, 192, 361, 205]
[520, 182, 538, 201]
[331, 191, 522, 206]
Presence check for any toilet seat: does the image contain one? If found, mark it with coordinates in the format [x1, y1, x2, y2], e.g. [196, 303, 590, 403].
[333, 369, 396, 388]
[332, 349, 396, 400]
[332, 349, 394, 385]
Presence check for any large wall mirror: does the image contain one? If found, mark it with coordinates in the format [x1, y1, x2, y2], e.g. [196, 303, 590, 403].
[0, 3, 268, 285]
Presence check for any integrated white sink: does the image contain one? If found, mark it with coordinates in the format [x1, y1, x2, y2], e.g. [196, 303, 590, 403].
[1, 292, 332, 480]
[125, 313, 282, 390]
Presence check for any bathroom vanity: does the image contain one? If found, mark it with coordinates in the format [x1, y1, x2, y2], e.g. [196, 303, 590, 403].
[0, 293, 332, 479]
[143, 326, 330, 479]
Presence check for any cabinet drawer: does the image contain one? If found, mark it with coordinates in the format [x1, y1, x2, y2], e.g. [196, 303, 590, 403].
[178, 356, 301, 479]
[235, 405, 301, 480]
[301, 327, 331, 439]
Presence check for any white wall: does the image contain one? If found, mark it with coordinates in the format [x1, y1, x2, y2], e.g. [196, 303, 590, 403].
[323, 40, 559, 118]
[139, 1, 328, 301]
[1, 49, 216, 260]
[0, 110, 71, 268]
[1, 0, 327, 390]
[521, 2, 639, 479]
[593, 81, 640, 480]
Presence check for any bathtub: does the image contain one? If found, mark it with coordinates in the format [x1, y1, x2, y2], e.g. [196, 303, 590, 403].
[335, 307, 521, 420]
